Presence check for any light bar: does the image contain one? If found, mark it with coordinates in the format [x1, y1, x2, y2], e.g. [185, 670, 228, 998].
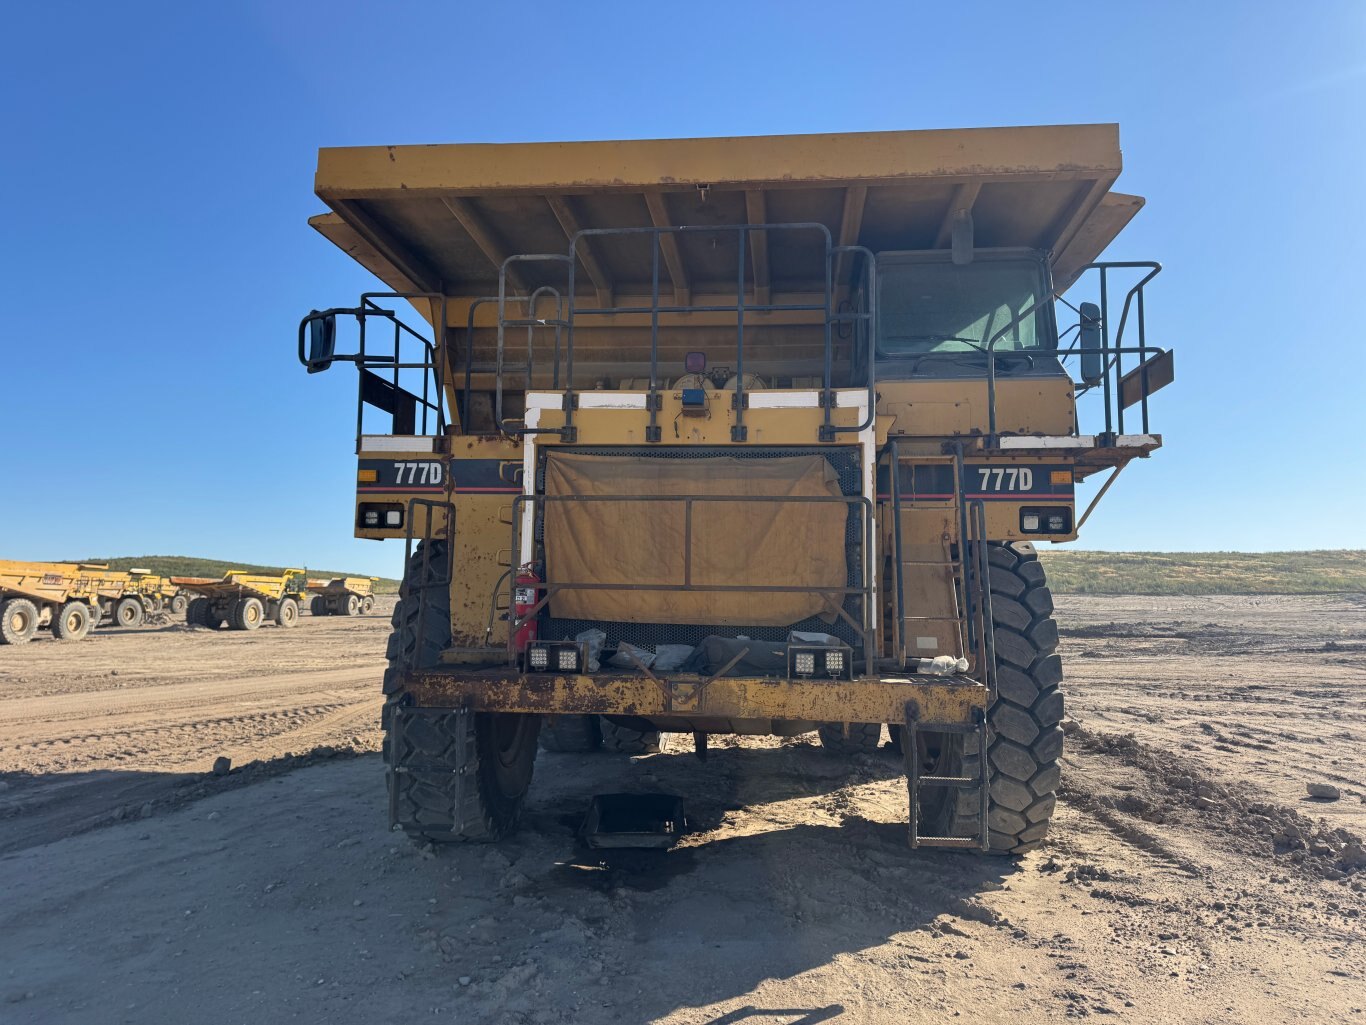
[526, 641, 583, 674]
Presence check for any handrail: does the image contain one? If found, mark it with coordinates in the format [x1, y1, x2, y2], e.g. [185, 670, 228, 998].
[298, 292, 448, 449]
[493, 223, 878, 444]
[984, 261, 1165, 442]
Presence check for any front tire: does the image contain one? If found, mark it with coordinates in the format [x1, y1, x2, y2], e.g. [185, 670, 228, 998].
[384, 541, 540, 843]
[169, 593, 187, 615]
[0, 598, 40, 644]
[920, 542, 1063, 855]
[276, 597, 298, 628]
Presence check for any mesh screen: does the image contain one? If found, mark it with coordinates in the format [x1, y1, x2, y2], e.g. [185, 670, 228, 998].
[535, 446, 867, 649]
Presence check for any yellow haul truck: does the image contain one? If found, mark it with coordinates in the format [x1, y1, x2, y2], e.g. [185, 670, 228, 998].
[0, 560, 109, 643]
[175, 569, 308, 631]
[306, 576, 378, 616]
[298, 125, 1172, 852]
[87, 568, 186, 628]
[126, 570, 188, 618]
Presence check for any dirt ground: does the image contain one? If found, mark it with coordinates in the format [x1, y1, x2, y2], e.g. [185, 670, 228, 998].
[0, 594, 1363, 1024]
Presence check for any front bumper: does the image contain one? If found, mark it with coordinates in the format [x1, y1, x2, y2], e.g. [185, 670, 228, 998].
[399, 668, 987, 726]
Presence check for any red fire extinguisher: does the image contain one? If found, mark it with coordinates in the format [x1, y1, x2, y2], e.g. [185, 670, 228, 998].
[512, 564, 540, 653]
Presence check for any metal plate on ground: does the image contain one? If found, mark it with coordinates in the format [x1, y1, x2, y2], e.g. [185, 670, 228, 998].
[581, 793, 685, 850]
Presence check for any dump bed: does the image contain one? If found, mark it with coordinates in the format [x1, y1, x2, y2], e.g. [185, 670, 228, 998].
[0, 561, 93, 604]
[306, 576, 377, 597]
[310, 125, 1144, 398]
[173, 570, 305, 603]
[312, 124, 1140, 310]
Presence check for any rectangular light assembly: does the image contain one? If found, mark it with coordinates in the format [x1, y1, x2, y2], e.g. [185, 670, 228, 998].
[1019, 506, 1072, 535]
[358, 502, 403, 529]
[526, 641, 583, 674]
[788, 645, 853, 681]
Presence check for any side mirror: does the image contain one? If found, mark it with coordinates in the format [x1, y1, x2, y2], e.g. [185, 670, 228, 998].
[301, 311, 336, 374]
[1078, 302, 1104, 385]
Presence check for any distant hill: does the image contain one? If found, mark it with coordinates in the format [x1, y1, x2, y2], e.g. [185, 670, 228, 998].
[70, 551, 1366, 600]
[75, 556, 401, 594]
[1038, 549, 1366, 595]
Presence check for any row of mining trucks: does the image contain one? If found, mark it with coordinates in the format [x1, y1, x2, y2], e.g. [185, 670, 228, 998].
[0, 560, 186, 643]
[0, 560, 379, 643]
[177, 572, 377, 629]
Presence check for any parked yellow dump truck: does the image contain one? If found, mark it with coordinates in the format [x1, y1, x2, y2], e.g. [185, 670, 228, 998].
[175, 570, 308, 631]
[0, 560, 109, 643]
[86, 568, 186, 628]
[307, 576, 378, 616]
[126, 570, 188, 618]
[298, 125, 1172, 852]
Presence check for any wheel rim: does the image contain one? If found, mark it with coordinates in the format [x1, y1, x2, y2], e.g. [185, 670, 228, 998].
[10, 609, 29, 634]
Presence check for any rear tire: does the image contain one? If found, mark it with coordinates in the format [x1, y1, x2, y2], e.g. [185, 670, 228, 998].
[51, 601, 92, 641]
[113, 597, 144, 628]
[346, 594, 360, 616]
[232, 597, 264, 631]
[817, 723, 883, 755]
[920, 542, 1063, 855]
[0, 598, 40, 644]
[276, 597, 298, 628]
[384, 541, 540, 843]
[539, 715, 603, 753]
[362, 595, 375, 614]
[599, 719, 665, 754]
[169, 593, 187, 615]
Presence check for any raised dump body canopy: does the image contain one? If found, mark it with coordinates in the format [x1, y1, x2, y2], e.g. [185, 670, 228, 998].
[311, 123, 1140, 310]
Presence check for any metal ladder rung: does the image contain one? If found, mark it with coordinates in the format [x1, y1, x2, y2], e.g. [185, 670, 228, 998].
[914, 836, 982, 849]
[919, 775, 978, 788]
[906, 709, 989, 852]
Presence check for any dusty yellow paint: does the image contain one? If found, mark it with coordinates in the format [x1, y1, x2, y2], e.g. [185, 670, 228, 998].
[406, 669, 987, 726]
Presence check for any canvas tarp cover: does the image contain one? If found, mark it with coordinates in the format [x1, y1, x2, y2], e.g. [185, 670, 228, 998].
[542, 452, 849, 626]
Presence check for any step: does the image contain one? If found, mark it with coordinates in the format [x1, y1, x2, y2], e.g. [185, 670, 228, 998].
[913, 835, 982, 849]
[918, 775, 980, 789]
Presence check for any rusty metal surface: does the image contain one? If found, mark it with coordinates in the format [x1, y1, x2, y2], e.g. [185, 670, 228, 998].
[401, 669, 987, 726]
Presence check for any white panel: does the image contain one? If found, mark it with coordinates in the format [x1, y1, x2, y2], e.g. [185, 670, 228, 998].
[525, 392, 563, 411]
[996, 435, 1096, 450]
[576, 392, 648, 410]
[520, 410, 539, 566]
[746, 391, 820, 409]
[835, 389, 872, 408]
[359, 435, 436, 453]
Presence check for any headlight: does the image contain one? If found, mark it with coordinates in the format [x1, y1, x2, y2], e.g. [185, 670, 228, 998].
[824, 649, 845, 677]
[794, 651, 816, 676]
[527, 641, 582, 674]
[1019, 506, 1072, 534]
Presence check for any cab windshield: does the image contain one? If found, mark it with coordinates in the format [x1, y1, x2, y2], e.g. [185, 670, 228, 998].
[878, 256, 1053, 357]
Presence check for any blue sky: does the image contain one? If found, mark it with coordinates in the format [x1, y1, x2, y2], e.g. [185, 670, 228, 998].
[1, 0, 1362, 577]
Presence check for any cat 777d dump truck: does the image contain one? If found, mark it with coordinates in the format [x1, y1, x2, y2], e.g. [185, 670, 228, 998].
[298, 125, 1172, 853]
